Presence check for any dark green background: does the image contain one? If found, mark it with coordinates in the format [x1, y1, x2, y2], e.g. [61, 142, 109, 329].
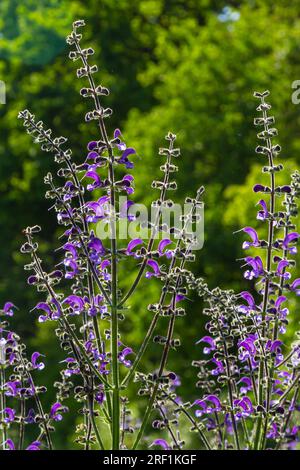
[1, 0, 300, 448]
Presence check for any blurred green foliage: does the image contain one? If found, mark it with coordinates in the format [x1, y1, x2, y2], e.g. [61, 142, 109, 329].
[1, 0, 300, 448]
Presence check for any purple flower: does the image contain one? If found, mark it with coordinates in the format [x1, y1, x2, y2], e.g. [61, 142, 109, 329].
[24, 409, 36, 424]
[85, 168, 104, 191]
[116, 175, 134, 194]
[118, 147, 136, 169]
[238, 336, 257, 361]
[64, 258, 79, 279]
[158, 238, 173, 258]
[60, 358, 80, 377]
[280, 185, 292, 193]
[237, 377, 252, 395]
[242, 227, 260, 249]
[3, 407, 16, 423]
[238, 291, 257, 314]
[118, 347, 133, 368]
[194, 395, 222, 417]
[5, 380, 21, 397]
[1, 302, 17, 317]
[150, 439, 170, 450]
[210, 358, 224, 376]
[87, 140, 98, 151]
[50, 298, 62, 320]
[290, 278, 300, 296]
[114, 129, 126, 150]
[57, 207, 74, 225]
[267, 423, 280, 439]
[256, 199, 269, 220]
[85, 196, 110, 223]
[243, 256, 264, 280]
[63, 181, 78, 202]
[33, 301, 52, 323]
[63, 242, 79, 259]
[282, 232, 300, 254]
[175, 294, 185, 303]
[273, 296, 289, 323]
[26, 441, 41, 451]
[88, 234, 105, 257]
[253, 184, 268, 193]
[126, 238, 143, 257]
[98, 259, 111, 281]
[50, 402, 68, 422]
[145, 259, 161, 278]
[276, 259, 291, 279]
[233, 396, 254, 418]
[95, 385, 105, 405]
[114, 128, 136, 168]
[196, 336, 216, 354]
[63, 295, 85, 315]
[5, 439, 15, 450]
[88, 295, 107, 317]
[31, 352, 45, 370]
[266, 339, 283, 362]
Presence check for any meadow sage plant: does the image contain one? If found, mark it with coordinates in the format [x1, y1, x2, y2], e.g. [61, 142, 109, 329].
[0, 21, 299, 451]
[189, 91, 300, 450]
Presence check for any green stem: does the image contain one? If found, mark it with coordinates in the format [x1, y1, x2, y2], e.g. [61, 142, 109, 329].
[254, 96, 276, 449]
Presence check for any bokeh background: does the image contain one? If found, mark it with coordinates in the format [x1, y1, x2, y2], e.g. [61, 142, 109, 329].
[1, 0, 300, 449]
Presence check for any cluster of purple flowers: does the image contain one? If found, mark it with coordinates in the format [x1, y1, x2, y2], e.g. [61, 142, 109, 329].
[0, 303, 67, 450]
[187, 91, 300, 450]
[1, 20, 299, 451]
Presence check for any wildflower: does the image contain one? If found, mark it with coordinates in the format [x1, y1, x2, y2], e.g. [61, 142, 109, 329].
[158, 239, 173, 258]
[1, 302, 17, 317]
[126, 238, 144, 257]
[194, 395, 222, 417]
[237, 377, 252, 395]
[196, 336, 216, 354]
[242, 227, 260, 249]
[290, 278, 300, 295]
[233, 397, 254, 419]
[282, 232, 300, 254]
[49, 402, 68, 422]
[243, 256, 264, 280]
[237, 291, 257, 314]
[256, 199, 269, 220]
[3, 407, 16, 423]
[118, 347, 133, 368]
[150, 439, 170, 450]
[31, 352, 45, 370]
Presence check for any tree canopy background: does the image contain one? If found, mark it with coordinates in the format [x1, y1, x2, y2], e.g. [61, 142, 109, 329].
[1, 0, 300, 448]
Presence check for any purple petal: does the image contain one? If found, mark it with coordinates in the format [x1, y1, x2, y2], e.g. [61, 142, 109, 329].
[242, 227, 259, 247]
[26, 441, 41, 451]
[126, 238, 143, 255]
[240, 291, 256, 308]
[291, 278, 300, 295]
[145, 259, 161, 278]
[5, 439, 15, 450]
[253, 184, 266, 193]
[150, 439, 170, 450]
[114, 128, 121, 139]
[283, 232, 300, 249]
[158, 238, 172, 255]
[3, 302, 17, 316]
[275, 296, 287, 309]
[31, 352, 45, 370]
